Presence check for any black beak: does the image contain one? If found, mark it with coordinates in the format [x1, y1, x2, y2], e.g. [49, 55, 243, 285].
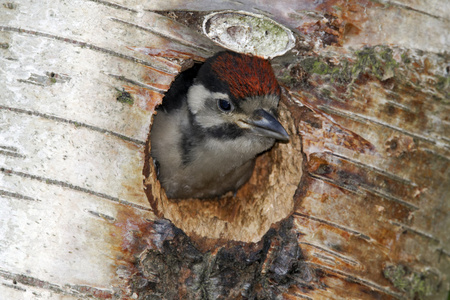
[245, 109, 290, 142]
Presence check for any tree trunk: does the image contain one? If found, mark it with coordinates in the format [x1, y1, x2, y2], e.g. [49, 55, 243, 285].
[0, 1, 448, 299]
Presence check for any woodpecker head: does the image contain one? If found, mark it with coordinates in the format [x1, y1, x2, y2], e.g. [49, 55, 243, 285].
[186, 51, 289, 155]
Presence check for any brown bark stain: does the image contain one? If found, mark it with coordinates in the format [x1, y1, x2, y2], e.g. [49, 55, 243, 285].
[123, 86, 164, 112]
[276, 45, 449, 299]
[283, 96, 375, 156]
[290, 0, 382, 50]
[385, 135, 417, 158]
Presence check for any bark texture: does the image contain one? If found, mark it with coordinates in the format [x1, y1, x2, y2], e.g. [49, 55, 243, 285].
[0, 0, 448, 299]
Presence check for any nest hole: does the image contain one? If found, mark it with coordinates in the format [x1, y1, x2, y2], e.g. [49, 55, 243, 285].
[143, 96, 303, 248]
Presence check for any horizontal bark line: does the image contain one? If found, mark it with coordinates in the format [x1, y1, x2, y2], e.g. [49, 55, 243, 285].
[305, 262, 404, 299]
[0, 189, 38, 202]
[327, 152, 418, 187]
[0, 149, 25, 159]
[0, 167, 151, 212]
[299, 242, 360, 266]
[294, 212, 371, 241]
[308, 172, 365, 195]
[16, 79, 45, 87]
[318, 105, 450, 149]
[291, 292, 314, 300]
[442, 135, 450, 143]
[0, 105, 146, 145]
[252, 7, 276, 17]
[0, 145, 19, 152]
[110, 17, 213, 53]
[0, 268, 115, 298]
[307, 172, 419, 211]
[423, 148, 450, 162]
[0, 26, 178, 74]
[313, 252, 339, 264]
[86, 209, 116, 222]
[437, 248, 450, 258]
[86, 0, 139, 12]
[372, 0, 445, 20]
[358, 184, 419, 211]
[389, 221, 441, 243]
[108, 73, 167, 93]
[2, 282, 26, 292]
[386, 100, 415, 112]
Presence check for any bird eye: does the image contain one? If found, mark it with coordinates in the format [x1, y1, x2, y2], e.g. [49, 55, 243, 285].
[217, 99, 233, 112]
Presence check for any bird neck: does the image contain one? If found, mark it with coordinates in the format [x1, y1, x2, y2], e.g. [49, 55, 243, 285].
[179, 106, 206, 165]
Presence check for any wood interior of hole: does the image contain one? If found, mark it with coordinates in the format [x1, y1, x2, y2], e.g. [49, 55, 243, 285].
[143, 98, 303, 248]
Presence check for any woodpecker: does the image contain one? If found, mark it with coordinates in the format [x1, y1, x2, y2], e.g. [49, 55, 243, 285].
[150, 51, 289, 199]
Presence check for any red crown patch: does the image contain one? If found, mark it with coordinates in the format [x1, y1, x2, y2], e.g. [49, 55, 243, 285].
[211, 52, 281, 99]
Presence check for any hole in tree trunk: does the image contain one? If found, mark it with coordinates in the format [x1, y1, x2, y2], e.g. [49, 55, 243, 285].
[143, 94, 303, 249]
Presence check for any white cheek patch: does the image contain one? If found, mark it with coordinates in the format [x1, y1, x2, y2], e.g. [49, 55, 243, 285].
[197, 94, 237, 128]
[187, 84, 231, 115]
[187, 84, 211, 114]
[187, 84, 234, 128]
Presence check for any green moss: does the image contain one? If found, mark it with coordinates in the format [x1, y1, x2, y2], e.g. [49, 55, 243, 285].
[312, 61, 330, 75]
[300, 58, 318, 72]
[320, 88, 332, 98]
[301, 59, 334, 76]
[433, 75, 450, 104]
[300, 57, 352, 85]
[383, 265, 439, 299]
[301, 46, 398, 84]
[352, 46, 398, 81]
[401, 53, 411, 64]
[436, 75, 450, 95]
[116, 88, 134, 105]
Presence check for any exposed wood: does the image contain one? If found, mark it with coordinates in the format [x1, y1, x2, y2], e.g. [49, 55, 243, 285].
[144, 99, 303, 246]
